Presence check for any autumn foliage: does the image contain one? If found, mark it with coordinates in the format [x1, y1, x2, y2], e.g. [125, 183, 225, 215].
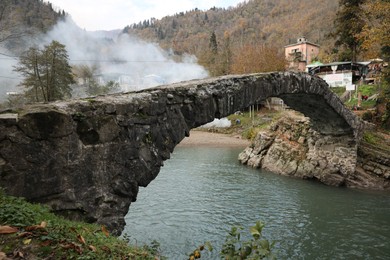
[230, 44, 286, 74]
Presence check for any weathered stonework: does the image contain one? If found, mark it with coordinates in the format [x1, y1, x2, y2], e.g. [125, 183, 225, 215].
[0, 72, 364, 235]
[238, 112, 390, 189]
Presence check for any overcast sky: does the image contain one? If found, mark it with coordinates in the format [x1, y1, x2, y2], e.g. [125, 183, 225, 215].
[48, 0, 245, 31]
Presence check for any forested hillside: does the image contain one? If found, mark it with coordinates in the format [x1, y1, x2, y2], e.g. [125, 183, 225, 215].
[0, 0, 66, 52]
[123, 0, 339, 75]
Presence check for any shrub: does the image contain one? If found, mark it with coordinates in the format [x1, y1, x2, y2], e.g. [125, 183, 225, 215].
[190, 221, 276, 259]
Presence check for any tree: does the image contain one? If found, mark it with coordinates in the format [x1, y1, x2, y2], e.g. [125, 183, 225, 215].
[73, 64, 120, 96]
[332, 0, 366, 61]
[73, 64, 99, 86]
[85, 80, 120, 96]
[230, 44, 286, 74]
[358, 0, 390, 60]
[0, 0, 24, 43]
[219, 31, 233, 75]
[357, 0, 390, 129]
[14, 40, 75, 102]
[198, 31, 221, 76]
[209, 31, 218, 55]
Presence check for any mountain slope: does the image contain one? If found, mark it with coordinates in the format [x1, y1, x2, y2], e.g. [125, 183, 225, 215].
[0, 0, 66, 52]
[123, 0, 339, 58]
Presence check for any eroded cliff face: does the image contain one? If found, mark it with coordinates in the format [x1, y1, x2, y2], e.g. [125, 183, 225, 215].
[239, 112, 390, 189]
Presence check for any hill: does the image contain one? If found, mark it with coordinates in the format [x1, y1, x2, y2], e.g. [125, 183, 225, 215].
[0, 0, 66, 53]
[123, 0, 339, 73]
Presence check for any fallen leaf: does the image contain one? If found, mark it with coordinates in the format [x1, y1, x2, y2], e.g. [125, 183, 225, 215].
[101, 226, 109, 237]
[101, 245, 111, 253]
[0, 252, 7, 260]
[25, 224, 45, 231]
[88, 245, 97, 252]
[74, 244, 83, 255]
[61, 243, 75, 250]
[0, 226, 18, 234]
[17, 232, 33, 238]
[13, 251, 23, 258]
[40, 221, 47, 228]
[40, 240, 52, 247]
[61, 242, 83, 254]
[77, 234, 86, 245]
[23, 239, 32, 245]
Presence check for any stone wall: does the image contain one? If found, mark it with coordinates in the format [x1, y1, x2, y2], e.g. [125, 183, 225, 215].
[0, 72, 364, 235]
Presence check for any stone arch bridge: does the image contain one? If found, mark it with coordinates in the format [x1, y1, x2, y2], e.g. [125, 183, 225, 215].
[0, 72, 363, 234]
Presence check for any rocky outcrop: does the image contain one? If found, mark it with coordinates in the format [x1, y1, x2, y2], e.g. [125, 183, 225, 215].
[238, 112, 390, 189]
[350, 143, 390, 189]
[0, 72, 364, 235]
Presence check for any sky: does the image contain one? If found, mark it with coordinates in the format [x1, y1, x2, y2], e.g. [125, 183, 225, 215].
[48, 0, 246, 31]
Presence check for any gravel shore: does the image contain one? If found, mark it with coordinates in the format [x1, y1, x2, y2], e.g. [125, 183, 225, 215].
[177, 130, 250, 148]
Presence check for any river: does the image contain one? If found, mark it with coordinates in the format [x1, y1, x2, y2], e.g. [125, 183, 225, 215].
[123, 146, 390, 259]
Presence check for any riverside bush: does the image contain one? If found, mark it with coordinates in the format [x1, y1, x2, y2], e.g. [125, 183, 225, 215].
[189, 221, 276, 259]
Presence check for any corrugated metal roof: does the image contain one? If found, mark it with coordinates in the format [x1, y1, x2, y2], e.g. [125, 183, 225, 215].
[306, 61, 371, 68]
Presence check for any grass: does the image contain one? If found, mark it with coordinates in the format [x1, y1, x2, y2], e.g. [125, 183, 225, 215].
[330, 86, 347, 97]
[345, 84, 379, 110]
[201, 109, 282, 141]
[362, 130, 390, 151]
[0, 190, 164, 259]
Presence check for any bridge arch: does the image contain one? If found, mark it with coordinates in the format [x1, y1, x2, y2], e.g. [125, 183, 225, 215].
[162, 72, 362, 138]
[0, 72, 363, 234]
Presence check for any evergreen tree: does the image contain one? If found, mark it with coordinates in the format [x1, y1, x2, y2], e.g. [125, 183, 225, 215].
[209, 31, 218, 54]
[332, 0, 366, 61]
[220, 32, 232, 75]
[14, 41, 75, 102]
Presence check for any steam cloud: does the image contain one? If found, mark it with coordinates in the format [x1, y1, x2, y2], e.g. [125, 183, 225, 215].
[0, 17, 231, 128]
[0, 47, 20, 101]
[0, 17, 209, 101]
[200, 118, 232, 128]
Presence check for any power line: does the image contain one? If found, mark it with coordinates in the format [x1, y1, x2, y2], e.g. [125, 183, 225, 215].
[70, 59, 177, 63]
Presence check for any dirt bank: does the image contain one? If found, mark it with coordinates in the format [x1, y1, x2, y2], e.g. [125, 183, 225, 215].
[177, 130, 250, 148]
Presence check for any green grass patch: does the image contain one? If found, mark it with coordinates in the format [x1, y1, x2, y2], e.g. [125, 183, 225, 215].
[363, 131, 380, 145]
[0, 191, 163, 259]
[330, 87, 346, 97]
[225, 110, 281, 140]
[356, 84, 379, 96]
[345, 99, 377, 110]
[362, 130, 390, 151]
[344, 84, 380, 110]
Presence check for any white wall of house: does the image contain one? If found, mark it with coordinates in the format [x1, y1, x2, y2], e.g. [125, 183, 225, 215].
[318, 72, 353, 87]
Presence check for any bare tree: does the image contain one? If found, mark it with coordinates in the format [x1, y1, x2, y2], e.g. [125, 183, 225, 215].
[0, 0, 25, 44]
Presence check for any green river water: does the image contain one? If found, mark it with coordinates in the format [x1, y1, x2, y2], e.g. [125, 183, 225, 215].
[123, 146, 390, 259]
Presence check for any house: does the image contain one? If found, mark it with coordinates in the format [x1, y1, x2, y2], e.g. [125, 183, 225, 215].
[285, 37, 320, 71]
[306, 61, 370, 87]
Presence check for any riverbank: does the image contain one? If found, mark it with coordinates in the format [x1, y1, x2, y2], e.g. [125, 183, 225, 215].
[0, 191, 161, 259]
[177, 130, 250, 148]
